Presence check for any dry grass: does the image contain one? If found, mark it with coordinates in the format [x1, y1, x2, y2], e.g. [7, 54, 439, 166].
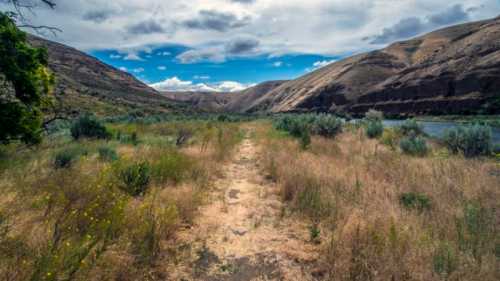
[0, 120, 243, 280]
[257, 121, 499, 281]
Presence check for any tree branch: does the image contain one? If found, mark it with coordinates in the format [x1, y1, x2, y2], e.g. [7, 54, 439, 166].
[5, 0, 60, 34]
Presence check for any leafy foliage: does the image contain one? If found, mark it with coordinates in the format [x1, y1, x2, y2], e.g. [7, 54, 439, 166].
[70, 115, 110, 140]
[0, 13, 54, 144]
[443, 124, 492, 157]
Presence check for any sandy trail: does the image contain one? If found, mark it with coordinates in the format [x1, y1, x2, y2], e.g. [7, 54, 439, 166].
[171, 132, 321, 280]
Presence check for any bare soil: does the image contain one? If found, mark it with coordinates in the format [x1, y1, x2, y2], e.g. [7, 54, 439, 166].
[169, 135, 322, 280]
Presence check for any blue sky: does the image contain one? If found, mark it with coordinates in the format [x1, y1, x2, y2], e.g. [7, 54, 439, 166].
[91, 46, 338, 88]
[4, 0, 499, 92]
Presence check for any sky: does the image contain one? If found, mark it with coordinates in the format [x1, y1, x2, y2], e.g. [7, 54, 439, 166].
[2, 0, 500, 92]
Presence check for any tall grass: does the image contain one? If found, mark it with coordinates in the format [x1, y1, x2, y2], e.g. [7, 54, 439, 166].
[0, 118, 243, 280]
[258, 122, 499, 280]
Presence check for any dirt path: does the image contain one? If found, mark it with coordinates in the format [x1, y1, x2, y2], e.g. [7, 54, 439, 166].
[171, 133, 322, 280]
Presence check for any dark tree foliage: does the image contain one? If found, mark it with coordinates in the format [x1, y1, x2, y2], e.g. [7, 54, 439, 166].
[0, 13, 54, 144]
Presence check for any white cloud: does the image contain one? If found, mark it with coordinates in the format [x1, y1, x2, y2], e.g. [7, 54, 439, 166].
[119, 67, 128, 72]
[306, 59, 337, 72]
[9, 1, 499, 59]
[157, 66, 167, 70]
[123, 53, 143, 61]
[194, 75, 210, 80]
[110, 54, 122, 59]
[272, 61, 283, 67]
[132, 67, 145, 73]
[150, 76, 252, 92]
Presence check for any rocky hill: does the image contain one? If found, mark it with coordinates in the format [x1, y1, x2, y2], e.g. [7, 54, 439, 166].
[237, 16, 500, 116]
[28, 35, 183, 116]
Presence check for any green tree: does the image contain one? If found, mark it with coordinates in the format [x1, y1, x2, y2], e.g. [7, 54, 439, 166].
[0, 12, 54, 144]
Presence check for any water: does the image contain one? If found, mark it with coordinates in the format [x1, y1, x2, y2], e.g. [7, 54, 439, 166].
[382, 120, 500, 145]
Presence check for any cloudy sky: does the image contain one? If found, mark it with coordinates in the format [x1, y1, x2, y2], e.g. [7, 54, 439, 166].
[3, 0, 499, 92]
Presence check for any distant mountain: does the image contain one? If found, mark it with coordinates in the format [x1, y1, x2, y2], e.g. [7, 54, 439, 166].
[236, 16, 500, 116]
[161, 80, 288, 113]
[162, 91, 234, 112]
[28, 35, 183, 116]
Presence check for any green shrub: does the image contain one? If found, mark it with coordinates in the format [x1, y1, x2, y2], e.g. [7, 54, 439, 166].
[98, 146, 118, 162]
[443, 124, 492, 157]
[115, 161, 151, 196]
[53, 147, 88, 169]
[311, 114, 342, 138]
[365, 120, 383, 139]
[400, 136, 428, 156]
[152, 151, 192, 185]
[274, 114, 342, 139]
[399, 119, 424, 136]
[70, 115, 110, 140]
[399, 192, 431, 212]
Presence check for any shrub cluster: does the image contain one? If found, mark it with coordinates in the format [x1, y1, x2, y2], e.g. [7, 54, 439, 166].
[115, 161, 151, 196]
[365, 120, 384, 139]
[53, 147, 88, 169]
[274, 114, 343, 139]
[70, 115, 111, 140]
[399, 119, 424, 136]
[443, 124, 492, 157]
[364, 109, 383, 122]
[400, 136, 428, 156]
[98, 146, 118, 162]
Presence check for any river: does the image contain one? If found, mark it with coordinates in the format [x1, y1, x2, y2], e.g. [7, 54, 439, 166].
[382, 120, 500, 145]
